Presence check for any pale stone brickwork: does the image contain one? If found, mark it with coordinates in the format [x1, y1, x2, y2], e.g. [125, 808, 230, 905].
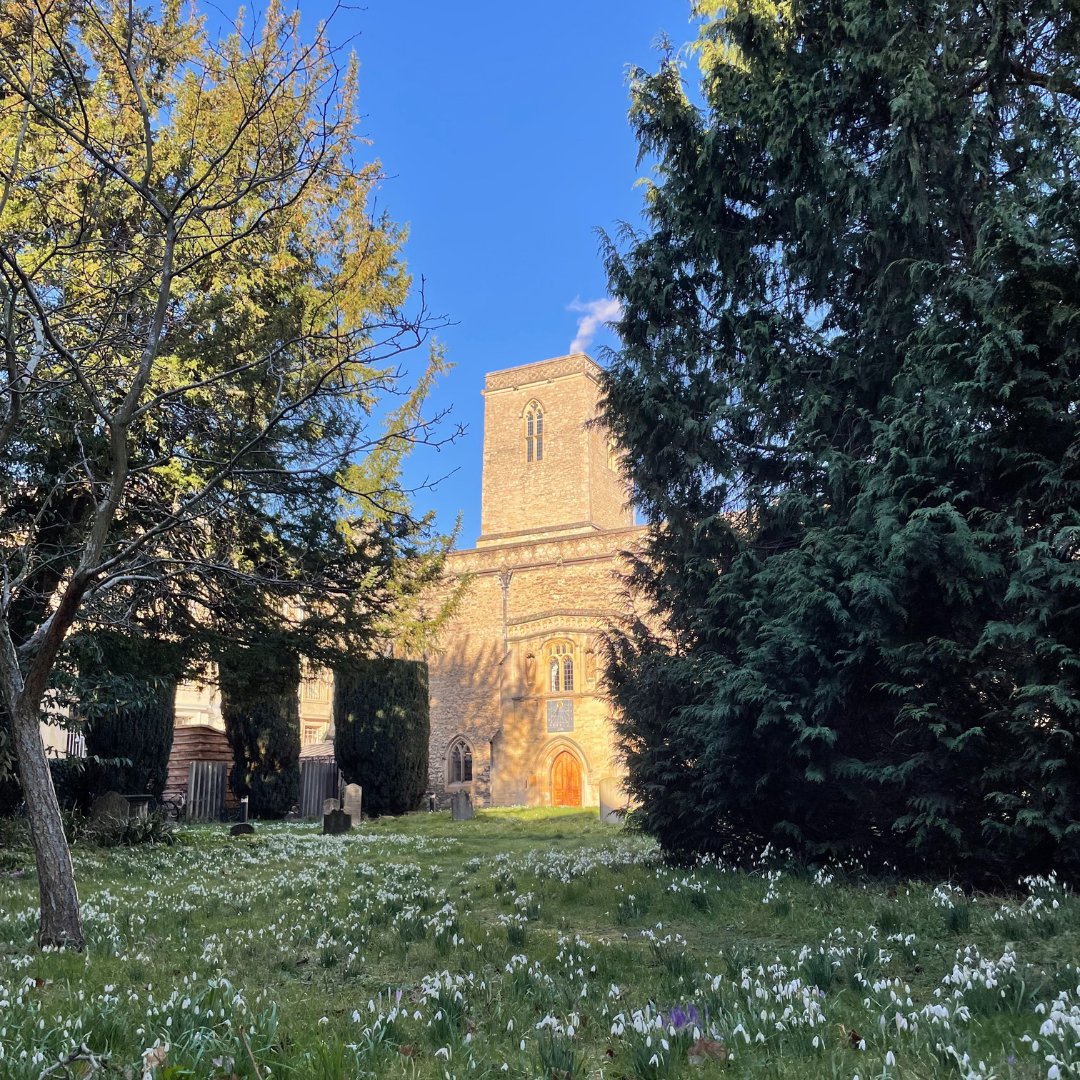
[428, 353, 645, 808]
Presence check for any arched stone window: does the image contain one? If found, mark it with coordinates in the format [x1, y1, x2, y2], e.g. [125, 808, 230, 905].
[525, 401, 544, 462]
[448, 738, 473, 784]
[546, 641, 574, 693]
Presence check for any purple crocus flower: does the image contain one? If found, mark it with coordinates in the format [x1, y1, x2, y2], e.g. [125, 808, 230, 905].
[668, 1004, 701, 1030]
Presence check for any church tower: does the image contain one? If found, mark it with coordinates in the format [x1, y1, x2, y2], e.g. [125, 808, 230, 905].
[477, 353, 632, 547]
[426, 352, 642, 812]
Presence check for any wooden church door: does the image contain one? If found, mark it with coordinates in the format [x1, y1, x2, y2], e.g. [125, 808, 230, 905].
[551, 751, 582, 807]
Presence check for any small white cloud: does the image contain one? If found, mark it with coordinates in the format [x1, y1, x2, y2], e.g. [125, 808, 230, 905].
[568, 297, 622, 354]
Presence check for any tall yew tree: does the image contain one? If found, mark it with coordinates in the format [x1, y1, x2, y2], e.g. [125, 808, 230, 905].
[602, 0, 1080, 877]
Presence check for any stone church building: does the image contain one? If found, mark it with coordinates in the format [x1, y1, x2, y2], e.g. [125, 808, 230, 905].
[426, 352, 644, 808]
[38, 352, 642, 814]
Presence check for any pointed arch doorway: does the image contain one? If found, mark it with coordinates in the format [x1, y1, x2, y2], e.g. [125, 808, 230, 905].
[551, 751, 582, 807]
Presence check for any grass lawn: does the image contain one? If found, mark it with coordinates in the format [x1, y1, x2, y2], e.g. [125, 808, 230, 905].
[0, 808, 1078, 1078]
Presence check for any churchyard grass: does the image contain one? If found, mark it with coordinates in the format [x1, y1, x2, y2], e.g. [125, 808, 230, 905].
[1, 809, 1078, 1079]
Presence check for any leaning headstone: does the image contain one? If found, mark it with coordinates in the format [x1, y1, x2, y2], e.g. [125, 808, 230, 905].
[88, 790, 130, 842]
[322, 808, 352, 835]
[342, 783, 362, 822]
[450, 790, 474, 821]
[322, 797, 338, 817]
[230, 822, 255, 837]
[599, 779, 631, 824]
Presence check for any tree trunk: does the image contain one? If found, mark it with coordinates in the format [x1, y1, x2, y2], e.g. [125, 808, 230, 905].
[11, 698, 84, 950]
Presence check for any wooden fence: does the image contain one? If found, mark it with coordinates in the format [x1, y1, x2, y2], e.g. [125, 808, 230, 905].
[186, 760, 228, 821]
[300, 758, 340, 819]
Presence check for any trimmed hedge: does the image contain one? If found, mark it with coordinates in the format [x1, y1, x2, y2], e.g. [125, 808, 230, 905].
[76, 634, 181, 803]
[334, 658, 429, 817]
[82, 679, 176, 801]
[220, 648, 301, 819]
[0, 707, 19, 816]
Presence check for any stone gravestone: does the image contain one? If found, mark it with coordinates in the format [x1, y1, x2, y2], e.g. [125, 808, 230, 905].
[322, 797, 338, 817]
[89, 790, 129, 840]
[342, 784, 362, 823]
[450, 790, 474, 821]
[230, 822, 255, 837]
[323, 808, 351, 835]
[599, 778, 631, 825]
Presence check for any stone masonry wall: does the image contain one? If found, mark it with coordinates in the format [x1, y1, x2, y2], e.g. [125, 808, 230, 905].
[478, 353, 633, 546]
[426, 525, 644, 807]
[425, 352, 644, 809]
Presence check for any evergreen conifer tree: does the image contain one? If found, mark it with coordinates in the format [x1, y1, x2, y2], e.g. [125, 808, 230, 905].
[75, 634, 181, 803]
[334, 658, 429, 816]
[220, 648, 301, 819]
[601, 0, 1080, 877]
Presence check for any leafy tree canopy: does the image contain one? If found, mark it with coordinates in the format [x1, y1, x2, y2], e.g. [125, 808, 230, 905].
[0, 0, 455, 947]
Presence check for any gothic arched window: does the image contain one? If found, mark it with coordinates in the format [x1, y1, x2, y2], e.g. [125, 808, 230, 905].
[546, 641, 574, 693]
[525, 401, 544, 462]
[448, 738, 473, 784]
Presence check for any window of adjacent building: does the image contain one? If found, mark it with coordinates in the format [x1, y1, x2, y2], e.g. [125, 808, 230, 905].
[448, 738, 473, 784]
[525, 401, 544, 462]
[547, 641, 574, 693]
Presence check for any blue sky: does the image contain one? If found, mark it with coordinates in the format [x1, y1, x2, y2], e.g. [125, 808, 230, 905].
[296, 0, 694, 545]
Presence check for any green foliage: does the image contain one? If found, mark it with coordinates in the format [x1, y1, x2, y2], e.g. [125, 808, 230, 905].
[0, 0, 460, 949]
[63, 807, 176, 847]
[48, 757, 86, 811]
[601, 0, 1080, 878]
[220, 648, 301, 820]
[75, 634, 181, 803]
[334, 658, 429, 816]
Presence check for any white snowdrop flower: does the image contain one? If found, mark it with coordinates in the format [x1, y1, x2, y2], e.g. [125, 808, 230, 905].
[318, 1016, 329, 1025]
[519, 1040, 525, 1052]
[506, 1019, 513, 1032]
[885, 1050, 896, 1067]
